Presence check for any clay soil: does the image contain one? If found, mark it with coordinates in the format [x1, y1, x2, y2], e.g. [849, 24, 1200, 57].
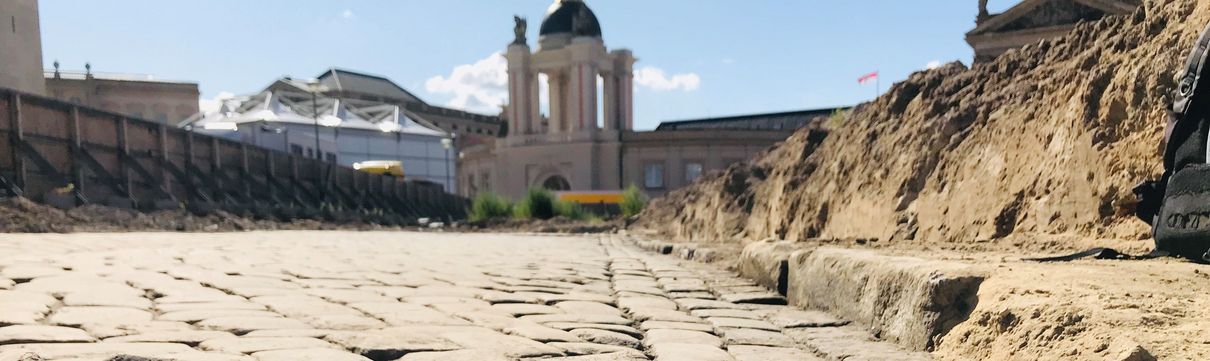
[634, 0, 1210, 359]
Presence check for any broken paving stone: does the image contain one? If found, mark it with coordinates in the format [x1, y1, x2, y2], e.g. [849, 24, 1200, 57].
[323, 327, 461, 360]
[706, 317, 780, 331]
[717, 328, 796, 347]
[555, 301, 623, 316]
[545, 323, 643, 338]
[48, 307, 152, 327]
[80, 321, 195, 339]
[439, 327, 565, 358]
[240, 328, 332, 338]
[251, 347, 372, 361]
[196, 316, 311, 334]
[394, 349, 511, 361]
[199, 336, 336, 354]
[569, 328, 640, 348]
[0, 342, 194, 359]
[642, 329, 722, 348]
[0, 325, 96, 345]
[763, 309, 849, 328]
[521, 313, 632, 325]
[689, 309, 761, 320]
[155, 301, 267, 313]
[638, 321, 715, 333]
[617, 296, 678, 311]
[549, 341, 642, 356]
[727, 345, 824, 361]
[674, 298, 746, 311]
[300, 314, 386, 330]
[491, 303, 565, 317]
[503, 322, 581, 342]
[628, 308, 706, 323]
[718, 292, 786, 305]
[61, 292, 152, 309]
[102, 330, 235, 346]
[648, 343, 735, 361]
[157, 309, 282, 323]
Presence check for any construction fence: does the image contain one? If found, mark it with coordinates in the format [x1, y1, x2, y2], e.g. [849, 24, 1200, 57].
[0, 87, 466, 224]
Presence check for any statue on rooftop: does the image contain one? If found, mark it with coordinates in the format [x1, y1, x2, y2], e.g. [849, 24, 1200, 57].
[513, 16, 527, 45]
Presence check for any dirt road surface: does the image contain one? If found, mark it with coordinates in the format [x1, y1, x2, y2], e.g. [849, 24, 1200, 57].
[0, 231, 924, 361]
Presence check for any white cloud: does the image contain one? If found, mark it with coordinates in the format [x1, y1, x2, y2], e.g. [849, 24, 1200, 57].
[425, 53, 509, 114]
[198, 91, 235, 114]
[341, 9, 355, 20]
[925, 60, 942, 70]
[633, 66, 700, 92]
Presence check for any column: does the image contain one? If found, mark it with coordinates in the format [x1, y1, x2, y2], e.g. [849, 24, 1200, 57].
[548, 72, 564, 134]
[602, 71, 617, 131]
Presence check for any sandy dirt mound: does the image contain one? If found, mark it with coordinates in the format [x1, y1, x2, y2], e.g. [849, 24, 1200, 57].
[638, 0, 1210, 255]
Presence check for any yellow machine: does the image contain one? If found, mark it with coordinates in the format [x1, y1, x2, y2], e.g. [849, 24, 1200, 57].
[352, 160, 405, 177]
[555, 191, 624, 205]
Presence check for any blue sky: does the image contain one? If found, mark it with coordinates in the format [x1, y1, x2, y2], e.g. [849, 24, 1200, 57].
[39, 1, 1018, 130]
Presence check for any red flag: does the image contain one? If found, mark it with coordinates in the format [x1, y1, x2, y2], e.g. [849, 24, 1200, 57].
[858, 71, 879, 85]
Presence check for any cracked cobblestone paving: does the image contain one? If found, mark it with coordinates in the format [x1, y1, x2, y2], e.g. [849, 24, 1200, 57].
[0, 231, 930, 360]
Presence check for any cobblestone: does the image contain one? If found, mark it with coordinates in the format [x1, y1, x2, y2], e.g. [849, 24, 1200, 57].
[0, 231, 929, 360]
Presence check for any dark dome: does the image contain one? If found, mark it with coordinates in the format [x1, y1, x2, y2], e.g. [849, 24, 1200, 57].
[539, 0, 602, 38]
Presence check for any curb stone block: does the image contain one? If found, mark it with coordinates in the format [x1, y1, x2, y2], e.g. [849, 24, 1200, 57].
[786, 247, 985, 351]
[738, 240, 809, 295]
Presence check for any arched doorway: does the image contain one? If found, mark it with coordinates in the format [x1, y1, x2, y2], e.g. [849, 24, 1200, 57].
[542, 175, 571, 191]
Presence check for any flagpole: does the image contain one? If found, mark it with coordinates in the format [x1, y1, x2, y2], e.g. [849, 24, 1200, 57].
[875, 69, 879, 99]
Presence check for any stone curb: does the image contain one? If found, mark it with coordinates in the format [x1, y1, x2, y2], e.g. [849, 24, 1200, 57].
[786, 248, 986, 351]
[737, 240, 811, 295]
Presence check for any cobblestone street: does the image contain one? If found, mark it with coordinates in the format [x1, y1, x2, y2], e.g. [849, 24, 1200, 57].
[0, 232, 928, 360]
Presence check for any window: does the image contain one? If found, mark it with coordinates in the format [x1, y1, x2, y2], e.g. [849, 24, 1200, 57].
[543, 175, 571, 191]
[644, 163, 665, 189]
[305, 148, 314, 158]
[325, 152, 337, 163]
[685, 162, 703, 183]
[290, 145, 303, 155]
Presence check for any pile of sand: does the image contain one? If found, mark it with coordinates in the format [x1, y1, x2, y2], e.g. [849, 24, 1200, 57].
[638, 0, 1210, 255]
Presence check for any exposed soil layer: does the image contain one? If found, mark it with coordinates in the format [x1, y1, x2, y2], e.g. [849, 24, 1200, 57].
[637, 0, 1210, 257]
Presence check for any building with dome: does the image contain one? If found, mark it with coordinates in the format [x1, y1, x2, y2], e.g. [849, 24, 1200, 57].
[459, 0, 842, 201]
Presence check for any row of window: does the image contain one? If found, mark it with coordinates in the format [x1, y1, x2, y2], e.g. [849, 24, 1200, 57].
[643, 161, 704, 190]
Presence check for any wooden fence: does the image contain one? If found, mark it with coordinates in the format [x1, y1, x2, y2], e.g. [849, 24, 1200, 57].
[0, 87, 465, 224]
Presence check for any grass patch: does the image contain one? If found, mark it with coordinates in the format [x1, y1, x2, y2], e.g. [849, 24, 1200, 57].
[469, 192, 513, 221]
[620, 184, 647, 218]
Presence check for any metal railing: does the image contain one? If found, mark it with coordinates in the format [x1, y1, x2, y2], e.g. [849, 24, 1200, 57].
[0, 87, 466, 224]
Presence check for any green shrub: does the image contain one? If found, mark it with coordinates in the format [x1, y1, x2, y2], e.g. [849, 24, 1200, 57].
[620, 184, 647, 218]
[554, 199, 589, 221]
[824, 108, 848, 130]
[514, 188, 557, 220]
[469, 192, 513, 221]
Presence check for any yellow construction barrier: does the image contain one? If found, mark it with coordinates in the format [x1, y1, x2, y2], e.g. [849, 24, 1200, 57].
[353, 160, 405, 177]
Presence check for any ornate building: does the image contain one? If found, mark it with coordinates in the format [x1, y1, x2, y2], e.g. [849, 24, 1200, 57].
[460, 0, 842, 200]
[966, 0, 1139, 63]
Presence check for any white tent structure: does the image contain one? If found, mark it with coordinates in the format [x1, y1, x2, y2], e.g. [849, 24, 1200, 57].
[185, 88, 457, 192]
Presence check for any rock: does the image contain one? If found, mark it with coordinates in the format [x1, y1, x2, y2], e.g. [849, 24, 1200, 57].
[548, 341, 640, 356]
[786, 248, 984, 351]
